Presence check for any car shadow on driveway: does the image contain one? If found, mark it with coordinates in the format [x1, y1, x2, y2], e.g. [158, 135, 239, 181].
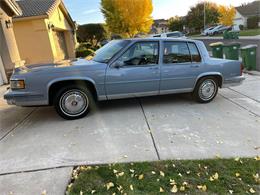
[0, 93, 199, 141]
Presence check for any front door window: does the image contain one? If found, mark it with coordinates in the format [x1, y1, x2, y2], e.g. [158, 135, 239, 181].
[117, 41, 159, 66]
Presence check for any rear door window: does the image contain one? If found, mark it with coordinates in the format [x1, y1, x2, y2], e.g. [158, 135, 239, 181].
[163, 42, 191, 64]
[188, 42, 201, 62]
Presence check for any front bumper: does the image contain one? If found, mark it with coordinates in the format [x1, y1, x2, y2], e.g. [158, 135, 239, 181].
[4, 89, 47, 106]
[222, 75, 245, 88]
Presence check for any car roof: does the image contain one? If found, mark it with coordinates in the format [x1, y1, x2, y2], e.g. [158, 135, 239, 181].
[166, 31, 181, 33]
[124, 37, 196, 42]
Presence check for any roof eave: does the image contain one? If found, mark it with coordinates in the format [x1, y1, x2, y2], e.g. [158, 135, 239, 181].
[4, 0, 22, 16]
[13, 15, 48, 22]
[60, 2, 76, 29]
[44, 0, 76, 29]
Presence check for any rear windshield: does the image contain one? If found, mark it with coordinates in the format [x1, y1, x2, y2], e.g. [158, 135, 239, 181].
[167, 32, 182, 37]
[93, 40, 130, 63]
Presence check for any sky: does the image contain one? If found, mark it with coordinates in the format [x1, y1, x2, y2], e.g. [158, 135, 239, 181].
[63, 0, 255, 24]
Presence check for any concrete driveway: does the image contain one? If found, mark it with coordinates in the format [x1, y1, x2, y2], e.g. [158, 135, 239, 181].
[0, 74, 259, 195]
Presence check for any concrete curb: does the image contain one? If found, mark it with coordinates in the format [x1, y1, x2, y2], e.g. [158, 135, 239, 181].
[244, 70, 260, 76]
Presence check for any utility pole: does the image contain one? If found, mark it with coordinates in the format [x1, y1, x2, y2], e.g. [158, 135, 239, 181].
[204, 1, 206, 30]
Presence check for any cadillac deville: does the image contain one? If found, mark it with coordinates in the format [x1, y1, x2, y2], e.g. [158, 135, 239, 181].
[4, 38, 245, 120]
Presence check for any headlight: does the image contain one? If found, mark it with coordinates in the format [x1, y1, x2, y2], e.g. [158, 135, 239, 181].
[10, 80, 25, 89]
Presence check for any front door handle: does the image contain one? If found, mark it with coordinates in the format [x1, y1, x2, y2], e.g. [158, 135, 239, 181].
[149, 66, 159, 70]
[191, 64, 200, 68]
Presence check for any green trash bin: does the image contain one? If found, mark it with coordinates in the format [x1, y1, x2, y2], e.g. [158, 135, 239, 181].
[209, 42, 224, 58]
[223, 30, 239, 39]
[229, 31, 239, 39]
[223, 30, 230, 39]
[240, 45, 257, 70]
[223, 42, 241, 60]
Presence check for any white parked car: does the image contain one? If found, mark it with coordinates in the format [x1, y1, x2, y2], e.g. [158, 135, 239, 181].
[201, 26, 215, 36]
[202, 25, 232, 36]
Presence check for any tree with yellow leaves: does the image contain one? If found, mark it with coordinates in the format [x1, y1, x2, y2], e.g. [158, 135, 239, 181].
[218, 5, 236, 26]
[101, 0, 153, 38]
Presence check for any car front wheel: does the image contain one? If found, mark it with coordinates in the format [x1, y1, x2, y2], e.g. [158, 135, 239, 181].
[54, 85, 94, 120]
[193, 77, 218, 103]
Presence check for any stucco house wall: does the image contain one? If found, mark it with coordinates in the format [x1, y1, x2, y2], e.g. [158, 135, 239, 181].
[13, 18, 54, 65]
[46, 5, 76, 62]
[13, 1, 76, 65]
[233, 11, 247, 27]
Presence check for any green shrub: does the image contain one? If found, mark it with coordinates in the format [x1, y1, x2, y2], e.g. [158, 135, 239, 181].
[77, 42, 92, 50]
[247, 16, 260, 29]
[76, 48, 95, 58]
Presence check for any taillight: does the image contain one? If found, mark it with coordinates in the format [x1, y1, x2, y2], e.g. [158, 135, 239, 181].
[240, 63, 244, 76]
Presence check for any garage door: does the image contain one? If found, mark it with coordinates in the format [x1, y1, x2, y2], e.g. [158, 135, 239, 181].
[53, 31, 69, 61]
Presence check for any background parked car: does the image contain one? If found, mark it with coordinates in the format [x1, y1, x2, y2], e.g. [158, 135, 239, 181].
[202, 25, 232, 36]
[201, 26, 216, 36]
[151, 31, 186, 38]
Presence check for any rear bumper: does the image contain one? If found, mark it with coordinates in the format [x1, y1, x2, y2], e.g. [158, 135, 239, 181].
[4, 89, 47, 106]
[222, 75, 245, 88]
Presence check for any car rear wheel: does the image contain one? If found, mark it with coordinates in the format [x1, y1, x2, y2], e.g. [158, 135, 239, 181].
[54, 85, 94, 120]
[193, 77, 218, 103]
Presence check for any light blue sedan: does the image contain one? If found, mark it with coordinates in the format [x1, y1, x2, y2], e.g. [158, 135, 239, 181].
[4, 38, 245, 119]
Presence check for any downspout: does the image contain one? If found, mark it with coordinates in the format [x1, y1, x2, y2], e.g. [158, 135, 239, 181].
[0, 56, 8, 84]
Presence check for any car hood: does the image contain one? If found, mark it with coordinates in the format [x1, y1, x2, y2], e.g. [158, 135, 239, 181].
[13, 59, 105, 74]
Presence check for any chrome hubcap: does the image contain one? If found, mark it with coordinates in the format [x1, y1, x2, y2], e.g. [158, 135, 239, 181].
[60, 90, 88, 116]
[199, 80, 216, 101]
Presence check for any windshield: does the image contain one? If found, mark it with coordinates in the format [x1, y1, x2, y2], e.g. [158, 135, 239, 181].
[93, 40, 130, 63]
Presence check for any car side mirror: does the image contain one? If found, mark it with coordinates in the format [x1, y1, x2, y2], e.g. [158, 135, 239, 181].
[113, 61, 124, 69]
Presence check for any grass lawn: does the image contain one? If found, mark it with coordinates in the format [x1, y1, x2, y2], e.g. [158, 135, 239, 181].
[190, 29, 260, 38]
[239, 29, 260, 36]
[67, 157, 260, 194]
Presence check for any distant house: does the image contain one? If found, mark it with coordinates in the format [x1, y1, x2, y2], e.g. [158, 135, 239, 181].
[233, 0, 260, 28]
[13, 0, 76, 65]
[151, 19, 169, 34]
[0, 0, 23, 85]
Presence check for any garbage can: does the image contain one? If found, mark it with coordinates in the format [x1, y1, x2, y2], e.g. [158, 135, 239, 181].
[223, 30, 230, 39]
[223, 42, 241, 60]
[209, 42, 224, 58]
[223, 30, 239, 39]
[240, 45, 257, 70]
[229, 31, 239, 39]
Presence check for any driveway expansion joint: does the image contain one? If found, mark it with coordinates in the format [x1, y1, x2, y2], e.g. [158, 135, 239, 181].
[219, 94, 259, 117]
[0, 108, 37, 142]
[228, 87, 260, 103]
[137, 98, 161, 160]
[0, 165, 74, 177]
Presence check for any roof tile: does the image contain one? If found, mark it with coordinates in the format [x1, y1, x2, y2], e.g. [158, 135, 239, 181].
[15, 0, 59, 18]
[236, 0, 260, 17]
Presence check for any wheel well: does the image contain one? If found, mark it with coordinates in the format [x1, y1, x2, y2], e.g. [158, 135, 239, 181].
[197, 75, 223, 87]
[48, 80, 97, 105]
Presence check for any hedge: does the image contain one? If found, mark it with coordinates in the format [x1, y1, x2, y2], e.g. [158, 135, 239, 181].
[247, 16, 260, 29]
[76, 48, 95, 58]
